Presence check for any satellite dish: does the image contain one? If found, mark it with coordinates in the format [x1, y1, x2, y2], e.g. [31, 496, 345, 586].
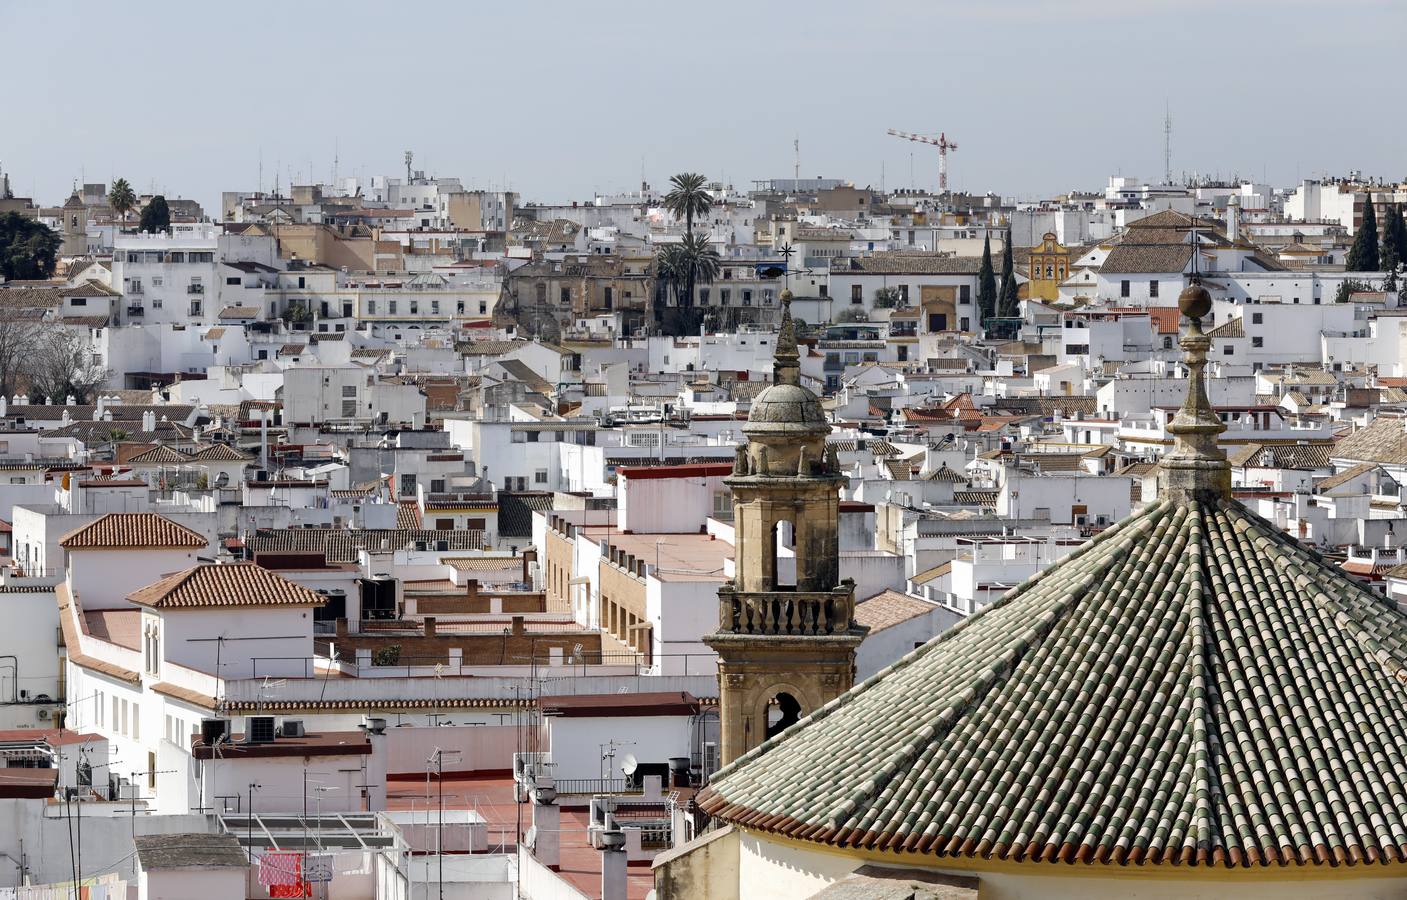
[620, 753, 639, 776]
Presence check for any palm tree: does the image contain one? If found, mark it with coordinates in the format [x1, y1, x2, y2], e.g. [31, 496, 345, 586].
[108, 178, 136, 232]
[663, 173, 713, 233]
[653, 244, 685, 324]
[676, 232, 720, 310]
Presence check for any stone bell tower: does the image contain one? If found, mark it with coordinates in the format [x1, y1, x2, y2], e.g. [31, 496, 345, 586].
[704, 293, 866, 766]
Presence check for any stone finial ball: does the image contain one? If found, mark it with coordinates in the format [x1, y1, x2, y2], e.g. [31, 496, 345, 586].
[1178, 282, 1212, 320]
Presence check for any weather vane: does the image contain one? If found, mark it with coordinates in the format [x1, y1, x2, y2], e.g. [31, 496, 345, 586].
[778, 243, 796, 293]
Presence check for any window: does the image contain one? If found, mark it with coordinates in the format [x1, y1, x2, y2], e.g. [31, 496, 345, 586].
[898, 285, 910, 302]
[959, 285, 971, 304]
[132, 703, 140, 740]
[226, 276, 241, 286]
[1223, 345, 1234, 355]
[70, 297, 86, 307]
[851, 285, 862, 303]
[1149, 280, 1159, 298]
[1120, 280, 1131, 297]
[1252, 312, 1263, 324]
[151, 277, 163, 287]
[535, 469, 548, 484]
[560, 287, 571, 304]
[1252, 337, 1264, 348]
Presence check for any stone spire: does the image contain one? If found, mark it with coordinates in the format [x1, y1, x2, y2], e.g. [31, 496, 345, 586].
[1160, 278, 1231, 502]
[773, 289, 800, 386]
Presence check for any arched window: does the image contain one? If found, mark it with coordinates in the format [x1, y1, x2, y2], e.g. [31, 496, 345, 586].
[766, 691, 803, 739]
[772, 519, 795, 589]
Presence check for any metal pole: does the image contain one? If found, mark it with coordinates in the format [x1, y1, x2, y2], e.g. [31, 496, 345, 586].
[437, 749, 444, 900]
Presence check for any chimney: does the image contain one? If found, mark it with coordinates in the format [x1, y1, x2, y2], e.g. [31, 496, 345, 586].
[599, 815, 627, 900]
[362, 719, 388, 811]
[530, 782, 560, 869]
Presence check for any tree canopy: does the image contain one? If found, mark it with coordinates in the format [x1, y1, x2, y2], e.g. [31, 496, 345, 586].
[1380, 203, 1407, 275]
[138, 195, 171, 234]
[108, 178, 137, 228]
[1346, 195, 1380, 272]
[0, 212, 60, 280]
[977, 233, 997, 323]
[998, 229, 1020, 317]
[653, 234, 722, 335]
[663, 173, 713, 233]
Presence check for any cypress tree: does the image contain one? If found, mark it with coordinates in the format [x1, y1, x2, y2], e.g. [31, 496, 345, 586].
[1381, 203, 1407, 273]
[977, 232, 997, 323]
[1346, 193, 1380, 272]
[998, 229, 1020, 317]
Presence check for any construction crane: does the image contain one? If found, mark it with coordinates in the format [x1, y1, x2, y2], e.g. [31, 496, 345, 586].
[887, 129, 958, 193]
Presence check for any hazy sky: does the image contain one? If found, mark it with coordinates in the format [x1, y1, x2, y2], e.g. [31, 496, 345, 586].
[4, 0, 1403, 212]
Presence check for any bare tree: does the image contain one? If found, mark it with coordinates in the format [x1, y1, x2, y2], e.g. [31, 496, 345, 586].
[29, 328, 111, 404]
[0, 313, 41, 398]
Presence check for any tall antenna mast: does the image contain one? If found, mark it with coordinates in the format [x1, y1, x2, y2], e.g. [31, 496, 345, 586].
[404, 150, 414, 184]
[793, 135, 800, 185]
[1164, 102, 1173, 185]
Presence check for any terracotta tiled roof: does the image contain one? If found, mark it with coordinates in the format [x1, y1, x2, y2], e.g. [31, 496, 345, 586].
[126, 445, 192, 465]
[189, 443, 252, 462]
[1226, 442, 1334, 470]
[855, 590, 937, 633]
[1333, 417, 1407, 465]
[1317, 462, 1378, 492]
[245, 527, 485, 563]
[59, 513, 206, 550]
[397, 501, 422, 529]
[128, 563, 326, 609]
[1206, 317, 1244, 338]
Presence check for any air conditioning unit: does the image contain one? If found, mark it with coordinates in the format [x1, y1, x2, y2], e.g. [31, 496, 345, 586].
[702, 742, 720, 775]
[279, 719, 306, 738]
[247, 716, 276, 744]
[201, 718, 231, 745]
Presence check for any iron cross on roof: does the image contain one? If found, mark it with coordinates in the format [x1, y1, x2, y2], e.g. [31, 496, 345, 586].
[778, 243, 795, 292]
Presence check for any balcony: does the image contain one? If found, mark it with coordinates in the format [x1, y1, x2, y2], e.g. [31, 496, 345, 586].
[715, 584, 860, 637]
[127, 306, 145, 317]
[187, 283, 205, 295]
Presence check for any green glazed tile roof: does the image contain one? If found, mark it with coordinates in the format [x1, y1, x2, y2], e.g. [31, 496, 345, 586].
[699, 496, 1407, 868]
